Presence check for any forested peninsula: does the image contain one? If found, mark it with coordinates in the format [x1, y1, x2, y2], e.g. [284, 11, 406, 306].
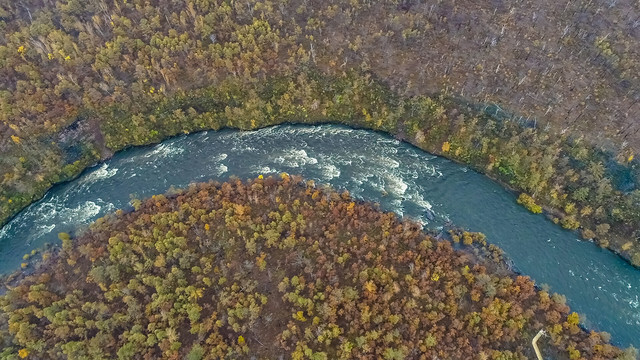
[0, 177, 630, 359]
[1, 1, 640, 264]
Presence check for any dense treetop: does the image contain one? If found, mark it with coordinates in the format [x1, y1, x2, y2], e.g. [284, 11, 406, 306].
[0, 177, 629, 359]
[1, 0, 639, 147]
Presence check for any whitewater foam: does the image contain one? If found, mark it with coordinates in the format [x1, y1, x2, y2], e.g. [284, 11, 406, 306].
[384, 173, 408, 196]
[253, 166, 277, 175]
[420, 164, 439, 177]
[32, 202, 58, 223]
[388, 198, 404, 217]
[376, 137, 401, 147]
[214, 153, 228, 162]
[367, 176, 387, 194]
[274, 149, 318, 168]
[146, 142, 185, 158]
[284, 126, 354, 137]
[80, 163, 118, 185]
[0, 224, 9, 240]
[319, 163, 341, 180]
[231, 145, 258, 152]
[375, 156, 400, 169]
[31, 224, 55, 240]
[62, 201, 103, 224]
[407, 190, 433, 210]
[99, 200, 116, 214]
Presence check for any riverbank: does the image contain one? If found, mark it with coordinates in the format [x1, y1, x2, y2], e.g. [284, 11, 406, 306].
[2, 70, 640, 270]
[2, 0, 640, 270]
[3, 123, 640, 348]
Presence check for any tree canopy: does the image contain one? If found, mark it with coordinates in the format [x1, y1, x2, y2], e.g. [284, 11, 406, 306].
[0, 177, 625, 359]
[0, 0, 639, 268]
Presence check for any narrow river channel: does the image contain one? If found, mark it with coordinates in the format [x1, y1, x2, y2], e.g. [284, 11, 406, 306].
[0, 125, 638, 347]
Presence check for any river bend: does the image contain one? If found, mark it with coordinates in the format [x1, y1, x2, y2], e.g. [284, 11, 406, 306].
[0, 125, 638, 347]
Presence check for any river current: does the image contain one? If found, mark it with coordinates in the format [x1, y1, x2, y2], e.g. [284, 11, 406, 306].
[0, 125, 638, 347]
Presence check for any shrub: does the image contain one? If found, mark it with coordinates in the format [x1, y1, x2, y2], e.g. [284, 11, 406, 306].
[517, 193, 542, 214]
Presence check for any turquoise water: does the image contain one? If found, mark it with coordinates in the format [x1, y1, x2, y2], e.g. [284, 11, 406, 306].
[0, 124, 638, 347]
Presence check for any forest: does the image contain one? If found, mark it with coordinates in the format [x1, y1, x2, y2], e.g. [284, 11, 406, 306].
[1, 0, 640, 268]
[0, 176, 633, 359]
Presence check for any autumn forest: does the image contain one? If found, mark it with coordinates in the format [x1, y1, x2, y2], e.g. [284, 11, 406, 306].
[0, 177, 631, 359]
[1, 0, 640, 358]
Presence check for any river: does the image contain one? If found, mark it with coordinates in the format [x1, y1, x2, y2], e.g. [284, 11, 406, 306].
[0, 125, 638, 347]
